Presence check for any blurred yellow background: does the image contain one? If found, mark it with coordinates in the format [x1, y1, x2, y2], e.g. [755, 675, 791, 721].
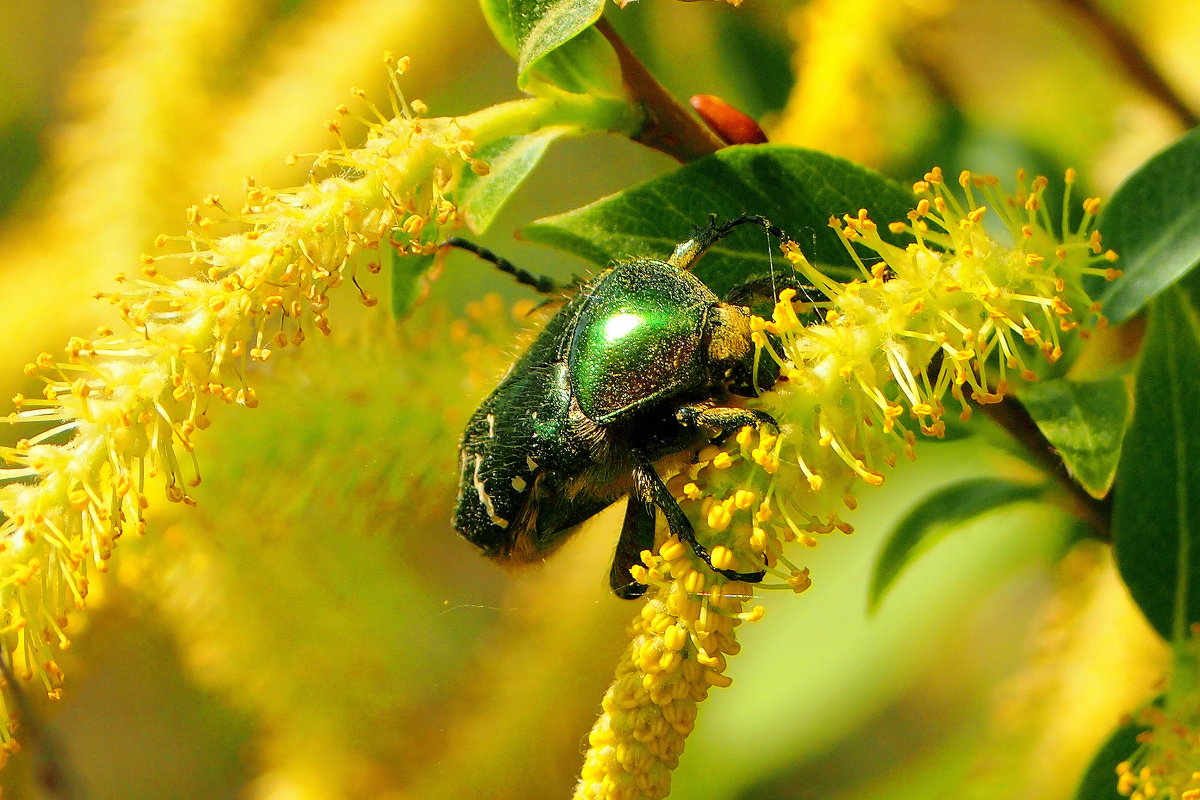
[0, 0, 1190, 797]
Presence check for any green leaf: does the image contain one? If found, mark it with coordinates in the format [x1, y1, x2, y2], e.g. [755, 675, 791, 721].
[868, 478, 1046, 612]
[388, 250, 436, 317]
[479, 0, 522, 56]
[527, 27, 624, 97]
[1099, 126, 1200, 322]
[523, 144, 916, 297]
[459, 127, 572, 235]
[1073, 713, 1151, 800]
[516, 0, 605, 76]
[480, 0, 619, 95]
[1113, 282, 1200, 641]
[1016, 376, 1132, 499]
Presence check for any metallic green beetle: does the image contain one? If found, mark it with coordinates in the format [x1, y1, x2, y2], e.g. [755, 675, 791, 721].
[451, 216, 795, 599]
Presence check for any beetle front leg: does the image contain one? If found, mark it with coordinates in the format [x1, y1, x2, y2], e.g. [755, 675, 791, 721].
[610, 495, 657, 600]
[676, 404, 778, 439]
[631, 462, 766, 586]
[723, 274, 825, 312]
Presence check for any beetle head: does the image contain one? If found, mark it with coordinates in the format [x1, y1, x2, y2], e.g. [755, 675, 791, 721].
[705, 303, 780, 397]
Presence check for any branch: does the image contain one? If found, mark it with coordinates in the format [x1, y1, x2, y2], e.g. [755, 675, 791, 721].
[595, 17, 723, 163]
[1049, 0, 1198, 129]
[982, 397, 1113, 541]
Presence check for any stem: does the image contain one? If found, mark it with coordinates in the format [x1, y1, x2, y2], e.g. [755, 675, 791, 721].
[457, 92, 641, 145]
[595, 17, 723, 163]
[982, 397, 1112, 541]
[1049, 0, 1198, 129]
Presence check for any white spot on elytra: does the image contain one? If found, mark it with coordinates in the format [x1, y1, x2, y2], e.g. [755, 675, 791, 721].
[526, 456, 538, 471]
[511, 475, 527, 492]
[486, 413, 495, 438]
[472, 454, 501, 525]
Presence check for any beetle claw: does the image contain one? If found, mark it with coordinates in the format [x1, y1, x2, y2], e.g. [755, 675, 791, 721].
[633, 461, 767, 591]
[714, 567, 767, 584]
[610, 494, 657, 599]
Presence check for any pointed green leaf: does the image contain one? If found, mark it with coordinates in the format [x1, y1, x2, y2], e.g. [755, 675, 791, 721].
[523, 144, 915, 297]
[1016, 376, 1132, 499]
[388, 250, 436, 317]
[523, 26, 624, 97]
[479, 0, 620, 96]
[868, 478, 1046, 612]
[479, 0, 521, 56]
[459, 127, 572, 235]
[1099, 126, 1200, 322]
[514, 0, 605, 76]
[1113, 281, 1200, 641]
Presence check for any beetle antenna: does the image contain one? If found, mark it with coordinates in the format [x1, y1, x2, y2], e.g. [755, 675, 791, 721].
[439, 238, 562, 295]
[668, 213, 794, 272]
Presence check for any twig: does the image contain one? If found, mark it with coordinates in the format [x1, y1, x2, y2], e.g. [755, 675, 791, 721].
[983, 397, 1112, 541]
[1050, 0, 1198, 129]
[595, 17, 723, 163]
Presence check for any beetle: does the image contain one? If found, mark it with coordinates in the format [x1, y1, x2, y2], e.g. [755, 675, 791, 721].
[447, 215, 800, 599]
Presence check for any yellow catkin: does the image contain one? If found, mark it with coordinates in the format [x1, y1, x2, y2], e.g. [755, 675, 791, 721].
[576, 549, 757, 800]
[0, 61, 622, 745]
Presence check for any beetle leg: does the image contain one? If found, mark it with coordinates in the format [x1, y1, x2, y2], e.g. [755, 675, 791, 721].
[724, 274, 825, 312]
[610, 495, 657, 600]
[632, 462, 766, 586]
[439, 237, 564, 295]
[676, 404, 778, 439]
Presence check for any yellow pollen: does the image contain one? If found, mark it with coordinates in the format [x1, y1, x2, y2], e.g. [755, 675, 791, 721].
[706, 504, 732, 532]
[735, 426, 754, 447]
[749, 528, 767, 553]
[710, 546, 735, 570]
[788, 569, 812, 593]
[660, 538, 687, 561]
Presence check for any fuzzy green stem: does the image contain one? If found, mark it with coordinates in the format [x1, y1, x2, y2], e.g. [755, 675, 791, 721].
[458, 90, 644, 146]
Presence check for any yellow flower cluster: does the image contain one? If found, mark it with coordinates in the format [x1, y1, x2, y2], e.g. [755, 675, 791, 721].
[1118, 626, 1200, 800]
[666, 428, 819, 595]
[0, 56, 485, 738]
[1117, 707, 1200, 800]
[688, 168, 1117, 595]
[574, 538, 762, 800]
